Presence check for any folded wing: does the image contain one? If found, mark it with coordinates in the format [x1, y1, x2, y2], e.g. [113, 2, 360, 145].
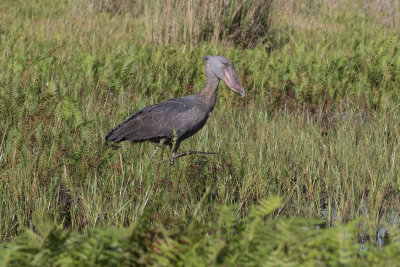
[105, 97, 204, 143]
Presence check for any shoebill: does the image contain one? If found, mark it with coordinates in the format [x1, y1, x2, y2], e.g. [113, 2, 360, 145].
[105, 55, 245, 164]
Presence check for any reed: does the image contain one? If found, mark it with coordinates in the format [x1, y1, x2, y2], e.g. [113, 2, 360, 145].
[1, 0, 400, 264]
[140, 0, 273, 49]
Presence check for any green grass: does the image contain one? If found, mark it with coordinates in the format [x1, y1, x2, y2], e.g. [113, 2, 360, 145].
[1, 0, 400, 265]
[2, 198, 400, 266]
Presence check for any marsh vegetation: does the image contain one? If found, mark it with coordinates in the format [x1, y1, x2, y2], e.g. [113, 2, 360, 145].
[1, 0, 400, 265]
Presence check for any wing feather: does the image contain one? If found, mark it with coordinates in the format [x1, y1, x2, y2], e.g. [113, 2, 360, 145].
[105, 97, 206, 143]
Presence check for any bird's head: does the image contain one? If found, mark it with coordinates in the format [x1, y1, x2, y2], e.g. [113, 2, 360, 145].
[203, 55, 245, 97]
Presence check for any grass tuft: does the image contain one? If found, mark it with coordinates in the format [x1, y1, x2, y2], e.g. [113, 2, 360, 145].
[1, 0, 400, 264]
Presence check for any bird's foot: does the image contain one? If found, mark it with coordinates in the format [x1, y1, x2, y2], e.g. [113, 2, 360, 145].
[160, 151, 217, 165]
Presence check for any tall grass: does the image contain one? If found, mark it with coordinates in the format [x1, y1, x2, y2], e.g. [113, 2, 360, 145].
[142, 0, 273, 48]
[1, 0, 400, 263]
[275, 0, 400, 29]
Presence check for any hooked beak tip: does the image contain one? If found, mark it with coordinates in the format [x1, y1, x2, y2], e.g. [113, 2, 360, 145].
[223, 68, 245, 97]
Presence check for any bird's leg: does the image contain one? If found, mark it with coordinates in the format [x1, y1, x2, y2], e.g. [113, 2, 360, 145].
[149, 139, 166, 163]
[164, 150, 218, 164]
[149, 147, 160, 162]
[169, 141, 181, 166]
[170, 153, 175, 166]
[174, 151, 217, 159]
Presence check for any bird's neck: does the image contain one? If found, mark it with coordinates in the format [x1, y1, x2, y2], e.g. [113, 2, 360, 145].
[197, 76, 219, 112]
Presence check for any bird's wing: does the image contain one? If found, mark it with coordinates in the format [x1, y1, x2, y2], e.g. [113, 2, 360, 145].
[105, 97, 203, 143]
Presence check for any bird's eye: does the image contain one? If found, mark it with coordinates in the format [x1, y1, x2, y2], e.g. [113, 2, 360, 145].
[223, 63, 229, 67]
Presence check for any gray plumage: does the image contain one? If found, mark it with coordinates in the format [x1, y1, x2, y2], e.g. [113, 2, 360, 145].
[105, 55, 245, 161]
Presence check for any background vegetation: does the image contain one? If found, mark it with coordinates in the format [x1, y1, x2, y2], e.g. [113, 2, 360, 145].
[1, 0, 400, 265]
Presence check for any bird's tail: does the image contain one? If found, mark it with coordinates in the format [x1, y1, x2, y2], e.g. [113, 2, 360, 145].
[105, 124, 126, 143]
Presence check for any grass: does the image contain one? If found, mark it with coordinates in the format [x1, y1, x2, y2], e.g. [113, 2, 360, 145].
[2, 198, 400, 265]
[140, 0, 273, 48]
[1, 0, 400, 265]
